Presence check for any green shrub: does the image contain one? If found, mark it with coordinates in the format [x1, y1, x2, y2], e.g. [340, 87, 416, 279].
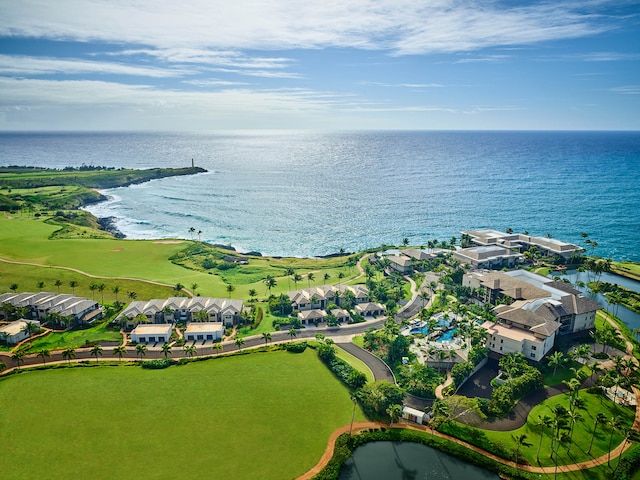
[284, 341, 307, 353]
[141, 359, 176, 369]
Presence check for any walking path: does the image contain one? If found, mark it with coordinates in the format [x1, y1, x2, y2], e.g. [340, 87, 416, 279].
[297, 391, 640, 480]
[0, 256, 195, 297]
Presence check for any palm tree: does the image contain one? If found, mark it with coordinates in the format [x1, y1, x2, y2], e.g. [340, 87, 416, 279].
[386, 404, 403, 427]
[197, 230, 202, 242]
[62, 347, 76, 365]
[234, 338, 245, 350]
[90, 344, 103, 363]
[226, 283, 235, 298]
[212, 343, 223, 355]
[183, 344, 197, 358]
[113, 345, 127, 362]
[419, 290, 430, 308]
[548, 351, 565, 377]
[21, 320, 37, 339]
[37, 281, 45, 290]
[248, 289, 257, 302]
[11, 350, 26, 369]
[293, 273, 302, 289]
[565, 410, 583, 451]
[97, 283, 106, 303]
[188, 226, 196, 240]
[69, 281, 78, 294]
[535, 415, 552, 462]
[284, 267, 294, 289]
[512, 433, 532, 467]
[135, 343, 147, 360]
[262, 332, 271, 346]
[588, 412, 608, 454]
[127, 290, 137, 301]
[54, 279, 62, 293]
[323, 272, 330, 285]
[9, 283, 18, 293]
[262, 275, 276, 294]
[288, 327, 297, 342]
[608, 416, 623, 466]
[37, 348, 51, 365]
[174, 283, 184, 296]
[113, 286, 120, 302]
[161, 343, 172, 359]
[349, 393, 358, 437]
[191, 283, 199, 296]
[307, 272, 315, 288]
[89, 283, 98, 300]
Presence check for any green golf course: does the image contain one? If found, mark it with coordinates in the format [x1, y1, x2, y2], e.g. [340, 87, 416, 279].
[0, 349, 365, 480]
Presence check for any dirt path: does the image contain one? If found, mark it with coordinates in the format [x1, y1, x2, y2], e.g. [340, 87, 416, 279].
[297, 390, 640, 480]
[0, 256, 194, 297]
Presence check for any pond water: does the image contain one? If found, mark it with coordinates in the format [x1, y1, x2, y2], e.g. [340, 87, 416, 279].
[557, 271, 640, 331]
[338, 441, 500, 480]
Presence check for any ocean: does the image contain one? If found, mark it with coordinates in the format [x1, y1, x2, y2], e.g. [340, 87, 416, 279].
[1, 130, 639, 260]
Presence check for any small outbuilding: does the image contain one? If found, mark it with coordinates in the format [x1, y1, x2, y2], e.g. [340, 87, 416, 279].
[402, 406, 427, 425]
[0, 319, 40, 345]
[184, 322, 224, 342]
[130, 324, 172, 344]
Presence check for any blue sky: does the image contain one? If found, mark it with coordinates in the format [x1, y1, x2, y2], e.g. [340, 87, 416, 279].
[1, 0, 639, 131]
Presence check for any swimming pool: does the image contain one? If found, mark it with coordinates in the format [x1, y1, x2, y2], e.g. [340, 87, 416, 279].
[436, 328, 457, 343]
[409, 318, 450, 335]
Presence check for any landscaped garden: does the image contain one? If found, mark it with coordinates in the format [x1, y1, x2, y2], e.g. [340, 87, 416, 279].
[0, 349, 365, 480]
[23, 320, 122, 354]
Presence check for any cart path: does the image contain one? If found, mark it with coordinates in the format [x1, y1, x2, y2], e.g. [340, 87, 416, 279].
[297, 388, 640, 480]
[0, 256, 194, 296]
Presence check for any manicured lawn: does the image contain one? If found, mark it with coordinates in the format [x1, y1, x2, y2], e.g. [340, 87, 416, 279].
[481, 390, 635, 468]
[0, 216, 364, 301]
[335, 345, 375, 383]
[0, 260, 175, 302]
[0, 349, 365, 480]
[23, 321, 123, 353]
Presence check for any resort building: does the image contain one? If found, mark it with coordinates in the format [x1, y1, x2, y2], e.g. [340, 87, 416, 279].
[183, 322, 224, 342]
[0, 292, 102, 325]
[287, 285, 370, 312]
[354, 302, 386, 318]
[453, 245, 523, 270]
[465, 270, 600, 361]
[462, 229, 583, 260]
[386, 255, 413, 274]
[465, 270, 600, 335]
[115, 297, 243, 327]
[130, 324, 172, 344]
[0, 319, 41, 345]
[298, 309, 327, 325]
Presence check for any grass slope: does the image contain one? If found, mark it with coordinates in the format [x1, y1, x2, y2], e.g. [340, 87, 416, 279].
[0, 350, 364, 480]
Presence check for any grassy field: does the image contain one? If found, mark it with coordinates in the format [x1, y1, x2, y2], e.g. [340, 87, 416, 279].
[0, 349, 365, 480]
[481, 390, 635, 468]
[23, 321, 123, 353]
[613, 261, 640, 281]
[335, 344, 375, 383]
[0, 216, 364, 301]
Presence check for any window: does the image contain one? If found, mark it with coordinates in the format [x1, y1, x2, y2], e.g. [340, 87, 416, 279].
[530, 353, 536, 358]
[531, 345, 537, 351]
[500, 339, 504, 343]
[499, 346, 503, 351]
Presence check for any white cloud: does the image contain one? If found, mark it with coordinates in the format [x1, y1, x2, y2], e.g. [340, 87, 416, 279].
[359, 81, 443, 88]
[610, 85, 640, 95]
[0, 0, 618, 54]
[0, 77, 345, 129]
[0, 54, 192, 77]
[183, 79, 251, 87]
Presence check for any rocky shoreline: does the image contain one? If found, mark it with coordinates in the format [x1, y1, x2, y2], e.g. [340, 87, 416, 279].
[97, 216, 126, 239]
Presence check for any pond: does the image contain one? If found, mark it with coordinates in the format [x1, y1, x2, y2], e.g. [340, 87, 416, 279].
[338, 441, 500, 480]
[557, 270, 640, 331]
